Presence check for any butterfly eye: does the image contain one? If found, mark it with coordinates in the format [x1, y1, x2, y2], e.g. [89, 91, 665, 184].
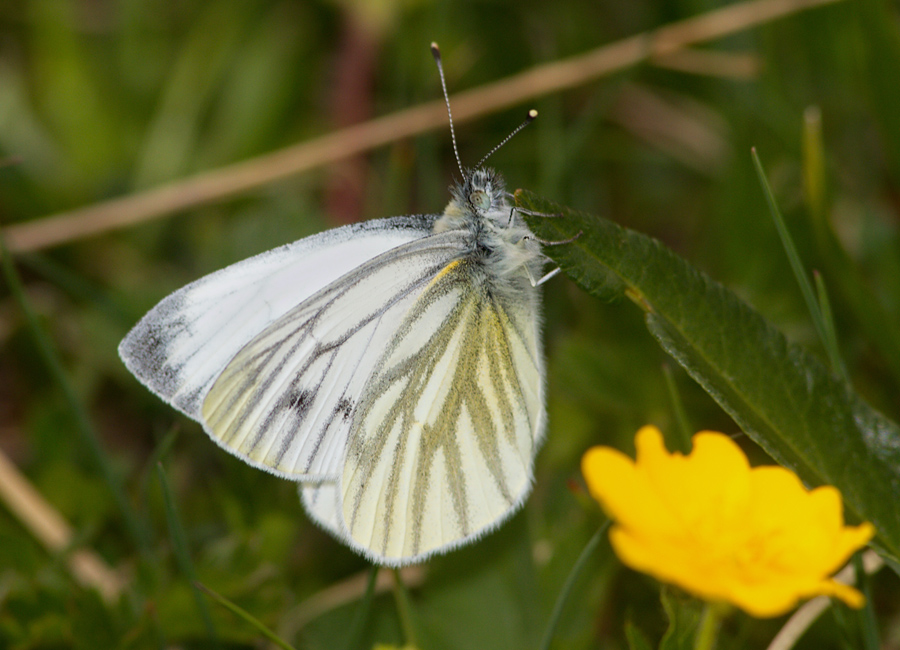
[470, 189, 491, 211]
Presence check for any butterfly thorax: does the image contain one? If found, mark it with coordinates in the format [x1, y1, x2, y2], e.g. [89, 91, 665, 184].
[433, 168, 544, 294]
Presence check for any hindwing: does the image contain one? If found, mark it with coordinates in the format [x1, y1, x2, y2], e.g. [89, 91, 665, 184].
[340, 258, 546, 565]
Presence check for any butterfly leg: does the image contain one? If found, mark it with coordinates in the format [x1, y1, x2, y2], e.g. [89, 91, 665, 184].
[507, 205, 563, 227]
[534, 266, 561, 286]
[525, 230, 583, 247]
[523, 265, 563, 287]
[520, 230, 581, 286]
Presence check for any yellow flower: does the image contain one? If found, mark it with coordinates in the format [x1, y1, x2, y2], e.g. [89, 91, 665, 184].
[581, 425, 875, 618]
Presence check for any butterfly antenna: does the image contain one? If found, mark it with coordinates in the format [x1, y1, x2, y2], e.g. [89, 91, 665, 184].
[431, 42, 465, 178]
[475, 109, 538, 170]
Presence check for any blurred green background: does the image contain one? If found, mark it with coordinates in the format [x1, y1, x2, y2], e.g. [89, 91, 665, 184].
[1, 0, 900, 648]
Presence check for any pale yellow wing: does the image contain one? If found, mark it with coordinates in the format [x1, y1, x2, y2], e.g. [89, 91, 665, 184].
[341, 258, 545, 565]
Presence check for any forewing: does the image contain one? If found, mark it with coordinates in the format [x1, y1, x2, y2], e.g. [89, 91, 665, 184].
[341, 260, 546, 565]
[200, 232, 470, 480]
[119, 216, 434, 420]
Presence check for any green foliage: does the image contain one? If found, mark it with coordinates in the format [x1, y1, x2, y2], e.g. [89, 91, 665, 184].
[626, 622, 656, 650]
[659, 589, 705, 650]
[519, 190, 900, 562]
[2, 0, 900, 648]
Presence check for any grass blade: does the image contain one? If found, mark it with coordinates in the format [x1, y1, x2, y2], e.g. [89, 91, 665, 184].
[751, 148, 845, 378]
[813, 271, 848, 383]
[539, 522, 609, 650]
[0, 233, 152, 559]
[195, 581, 297, 650]
[156, 462, 218, 647]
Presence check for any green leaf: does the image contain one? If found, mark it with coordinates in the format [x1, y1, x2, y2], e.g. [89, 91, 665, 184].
[625, 620, 655, 650]
[659, 588, 704, 650]
[517, 190, 900, 562]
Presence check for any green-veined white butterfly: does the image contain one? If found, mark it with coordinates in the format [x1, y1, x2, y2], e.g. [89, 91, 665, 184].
[119, 44, 556, 566]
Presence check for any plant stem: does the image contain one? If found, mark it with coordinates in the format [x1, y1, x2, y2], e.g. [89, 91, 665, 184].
[853, 552, 880, 650]
[392, 568, 418, 647]
[344, 566, 379, 650]
[662, 363, 693, 453]
[694, 603, 722, 650]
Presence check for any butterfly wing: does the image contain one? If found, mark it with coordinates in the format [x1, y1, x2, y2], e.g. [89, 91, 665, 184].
[123, 212, 546, 565]
[340, 257, 546, 565]
[300, 482, 343, 535]
[198, 231, 472, 480]
[119, 216, 434, 421]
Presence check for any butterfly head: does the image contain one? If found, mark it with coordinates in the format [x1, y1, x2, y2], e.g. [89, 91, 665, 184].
[430, 43, 536, 232]
[436, 167, 509, 232]
[462, 167, 506, 215]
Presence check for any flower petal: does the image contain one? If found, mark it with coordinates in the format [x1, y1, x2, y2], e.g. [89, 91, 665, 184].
[815, 579, 866, 609]
[581, 427, 876, 619]
[582, 439, 680, 533]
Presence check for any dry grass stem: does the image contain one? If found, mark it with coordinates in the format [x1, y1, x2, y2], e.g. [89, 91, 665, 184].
[766, 550, 884, 650]
[277, 565, 425, 641]
[0, 445, 126, 601]
[2, 0, 840, 253]
[651, 49, 760, 78]
[609, 83, 731, 173]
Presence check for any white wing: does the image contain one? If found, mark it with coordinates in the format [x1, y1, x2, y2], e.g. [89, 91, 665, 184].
[119, 215, 434, 420]
[340, 258, 546, 566]
[122, 211, 546, 565]
[198, 232, 471, 480]
[300, 482, 343, 535]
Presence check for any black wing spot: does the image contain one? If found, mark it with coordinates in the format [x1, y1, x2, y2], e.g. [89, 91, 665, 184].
[336, 397, 354, 421]
[287, 389, 314, 417]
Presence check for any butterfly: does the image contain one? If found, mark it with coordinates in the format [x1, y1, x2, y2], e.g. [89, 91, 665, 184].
[119, 43, 554, 566]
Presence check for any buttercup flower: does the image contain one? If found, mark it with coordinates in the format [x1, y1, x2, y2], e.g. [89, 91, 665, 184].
[581, 425, 875, 618]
